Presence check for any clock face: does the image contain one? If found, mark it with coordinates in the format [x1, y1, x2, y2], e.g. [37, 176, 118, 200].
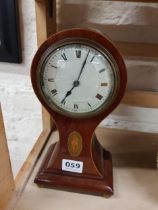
[37, 40, 119, 118]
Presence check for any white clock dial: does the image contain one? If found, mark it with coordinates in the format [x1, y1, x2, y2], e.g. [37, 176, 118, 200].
[39, 42, 118, 117]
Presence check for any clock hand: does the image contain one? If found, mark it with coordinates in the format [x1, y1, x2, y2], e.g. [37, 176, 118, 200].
[61, 87, 74, 104]
[76, 50, 90, 81]
[61, 80, 80, 104]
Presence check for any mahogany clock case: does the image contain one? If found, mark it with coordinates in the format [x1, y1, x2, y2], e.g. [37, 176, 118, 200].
[31, 28, 127, 196]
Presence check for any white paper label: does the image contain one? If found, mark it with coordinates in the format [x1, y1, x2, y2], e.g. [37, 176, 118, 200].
[62, 159, 83, 173]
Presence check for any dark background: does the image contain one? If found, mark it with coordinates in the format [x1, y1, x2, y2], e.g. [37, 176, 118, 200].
[0, 0, 21, 63]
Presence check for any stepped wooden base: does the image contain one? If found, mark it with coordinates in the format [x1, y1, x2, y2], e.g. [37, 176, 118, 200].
[34, 143, 113, 196]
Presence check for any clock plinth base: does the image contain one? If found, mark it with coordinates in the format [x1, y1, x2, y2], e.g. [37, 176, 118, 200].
[34, 142, 113, 196]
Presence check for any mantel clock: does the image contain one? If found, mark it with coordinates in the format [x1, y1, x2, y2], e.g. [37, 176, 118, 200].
[31, 28, 127, 195]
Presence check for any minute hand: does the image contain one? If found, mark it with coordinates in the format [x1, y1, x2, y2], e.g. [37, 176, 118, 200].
[76, 50, 90, 81]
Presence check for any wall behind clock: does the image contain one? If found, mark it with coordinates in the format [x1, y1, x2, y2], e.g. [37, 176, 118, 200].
[0, 0, 158, 176]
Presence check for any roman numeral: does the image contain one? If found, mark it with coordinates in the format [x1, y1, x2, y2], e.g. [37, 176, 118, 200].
[48, 78, 54, 82]
[99, 68, 105, 73]
[95, 94, 103, 100]
[74, 104, 78, 109]
[88, 103, 91, 107]
[90, 56, 95, 62]
[76, 50, 81, 58]
[51, 89, 57, 96]
[50, 65, 57, 68]
[101, 83, 108, 86]
[61, 53, 67, 61]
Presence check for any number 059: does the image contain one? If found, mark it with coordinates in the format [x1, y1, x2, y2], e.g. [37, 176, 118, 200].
[62, 159, 83, 173]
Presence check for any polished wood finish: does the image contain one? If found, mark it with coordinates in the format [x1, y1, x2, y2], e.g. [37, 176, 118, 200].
[31, 28, 127, 195]
[35, 137, 113, 195]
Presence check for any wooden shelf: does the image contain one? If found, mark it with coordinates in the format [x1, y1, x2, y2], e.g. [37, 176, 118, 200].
[116, 42, 158, 58]
[122, 91, 158, 108]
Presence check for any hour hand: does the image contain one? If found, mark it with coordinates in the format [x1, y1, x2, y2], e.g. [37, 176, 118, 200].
[61, 90, 72, 104]
[61, 80, 80, 104]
